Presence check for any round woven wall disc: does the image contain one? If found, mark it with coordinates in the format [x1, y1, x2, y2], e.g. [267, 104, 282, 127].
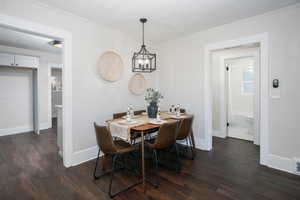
[97, 51, 123, 82]
[129, 73, 146, 95]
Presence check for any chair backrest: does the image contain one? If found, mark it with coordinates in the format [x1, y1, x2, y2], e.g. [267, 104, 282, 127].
[134, 110, 146, 115]
[153, 120, 179, 149]
[113, 112, 126, 119]
[180, 108, 186, 114]
[176, 116, 194, 140]
[94, 123, 117, 154]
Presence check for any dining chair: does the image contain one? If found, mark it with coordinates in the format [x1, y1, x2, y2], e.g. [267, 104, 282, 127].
[113, 112, 127, 119]
[180, 108, 186, 114]
[93, 123, 140, 198]
[146, 120, 181, 184]
[134, 109, 146, 115]
[176, 116, 194, 159]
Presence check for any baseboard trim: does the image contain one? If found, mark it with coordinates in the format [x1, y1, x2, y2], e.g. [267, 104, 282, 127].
[197, 138, 211, 151]
[0, 122, 52, 137]
[266, 154, 298, 175]
[72, 145, 101, 166]
[213, 130, 227, 138]
[195, 135, 298, 176]
[0, 126, 33, 136]
[40, 122, 52, 130]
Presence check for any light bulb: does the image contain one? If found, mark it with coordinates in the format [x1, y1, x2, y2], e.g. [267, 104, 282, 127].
[138, 59, 144, 65]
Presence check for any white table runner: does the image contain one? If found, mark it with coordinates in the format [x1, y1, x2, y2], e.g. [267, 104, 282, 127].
[107, 112, 190, 141]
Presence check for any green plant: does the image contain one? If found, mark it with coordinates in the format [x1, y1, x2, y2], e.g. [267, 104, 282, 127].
[145, 88, 163, 104]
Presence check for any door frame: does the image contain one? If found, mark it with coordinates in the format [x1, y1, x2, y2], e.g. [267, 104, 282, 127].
[0, 14, 73, 167]
[48, 63, 63, 128]
[204, 33, 269, 166]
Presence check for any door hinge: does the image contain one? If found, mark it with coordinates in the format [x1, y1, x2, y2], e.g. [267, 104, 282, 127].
[226, 66, 229, 71]
[227, 122, 230, 127]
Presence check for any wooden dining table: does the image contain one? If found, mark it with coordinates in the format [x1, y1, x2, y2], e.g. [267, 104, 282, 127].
[107, 112, 196, 192]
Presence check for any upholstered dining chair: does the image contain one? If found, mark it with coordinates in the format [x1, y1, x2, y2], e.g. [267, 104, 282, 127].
[134, 109, 146, 115]
[146, 120, 181, 184]
[176, 116, 194, 159]
[113, 110, 145, 119]
[113, 112, 127, 119]
[180, 108, 186, 114]
[93, 123, 139, 198]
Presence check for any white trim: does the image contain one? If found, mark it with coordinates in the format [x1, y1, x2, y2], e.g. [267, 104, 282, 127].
[0, 14, 73, 167]
[47, 64, 52, 128]
[0, 122, 51, 137]
[72, 146, 101, 166]
[49, 63, 62, 69]
[213, 130, 227, 138]
[204, 33, 269, 166]
[196, 138, 211, 151]
[227, 128, 254, 141]
[0, 126, 33, 136]
[266, 154, 297, 175]
[40, 122, 52, 130]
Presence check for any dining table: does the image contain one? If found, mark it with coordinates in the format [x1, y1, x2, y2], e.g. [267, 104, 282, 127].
[106, 111, 195, 192]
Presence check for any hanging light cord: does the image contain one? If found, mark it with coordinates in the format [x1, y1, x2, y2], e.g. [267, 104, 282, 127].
[142, 21, 145, 46]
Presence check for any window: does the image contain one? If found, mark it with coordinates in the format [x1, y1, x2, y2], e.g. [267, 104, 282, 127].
[241, 66, 254, 94]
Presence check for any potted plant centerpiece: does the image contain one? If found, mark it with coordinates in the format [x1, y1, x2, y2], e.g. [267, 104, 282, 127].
[145, 88, 163, 118]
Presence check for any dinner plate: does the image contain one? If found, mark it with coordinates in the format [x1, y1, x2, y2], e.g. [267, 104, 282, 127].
[166, 112, 175, 115]
[168, 114, 186, 119]
[122, 115, 140, 119]
[118, 120, 138, 125]
[149, 120, 166, 125]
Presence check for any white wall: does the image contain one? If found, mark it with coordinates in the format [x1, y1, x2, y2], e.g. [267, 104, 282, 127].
[156, 4, 300, 171]
[0, 0, 158, 156]
[0, 45, 61, 134]
[0, 67, 33, 133]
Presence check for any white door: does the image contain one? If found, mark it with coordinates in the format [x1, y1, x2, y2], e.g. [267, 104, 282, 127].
[227, 57, 255, 141]
[14, 55, 38, 68]
[0, 53, 14, 66]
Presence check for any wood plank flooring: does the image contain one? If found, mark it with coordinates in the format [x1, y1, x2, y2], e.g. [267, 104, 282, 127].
[0, 128, 299, 200]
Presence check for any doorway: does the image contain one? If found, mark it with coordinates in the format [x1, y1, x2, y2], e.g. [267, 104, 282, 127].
[226, 56, 256, 142]
[0, 14, 73, 167]
[204, 33, 269, 166]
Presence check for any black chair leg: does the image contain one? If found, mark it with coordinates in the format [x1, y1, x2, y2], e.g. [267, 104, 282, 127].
[174, 144, 181, 173]
[109, 155, 118, 198]
[108, 154, 142, 198]
[152, 149, 159, 187]
[188, 136, 195, 160]
[93, 149, 101, 179]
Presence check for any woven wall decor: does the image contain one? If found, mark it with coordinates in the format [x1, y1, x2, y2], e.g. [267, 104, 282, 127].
[128, 73, 147, 95]
[97, 51, 123, 82]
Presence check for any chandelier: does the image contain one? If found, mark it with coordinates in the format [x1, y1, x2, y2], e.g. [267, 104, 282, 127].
[132, 18, 156, 73]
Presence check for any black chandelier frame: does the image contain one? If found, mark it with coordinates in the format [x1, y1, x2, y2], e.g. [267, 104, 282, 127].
[132, 18, 156, 73]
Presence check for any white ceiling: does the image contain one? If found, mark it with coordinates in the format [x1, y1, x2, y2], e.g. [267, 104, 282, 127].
[0, 26, 61, 54]
[35, 0, 300, 43]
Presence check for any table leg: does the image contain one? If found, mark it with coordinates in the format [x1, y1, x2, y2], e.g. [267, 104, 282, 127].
[141, 130, 146, 192]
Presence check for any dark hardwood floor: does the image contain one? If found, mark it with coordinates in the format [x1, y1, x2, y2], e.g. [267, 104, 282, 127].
[0, 128, 299, 200]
